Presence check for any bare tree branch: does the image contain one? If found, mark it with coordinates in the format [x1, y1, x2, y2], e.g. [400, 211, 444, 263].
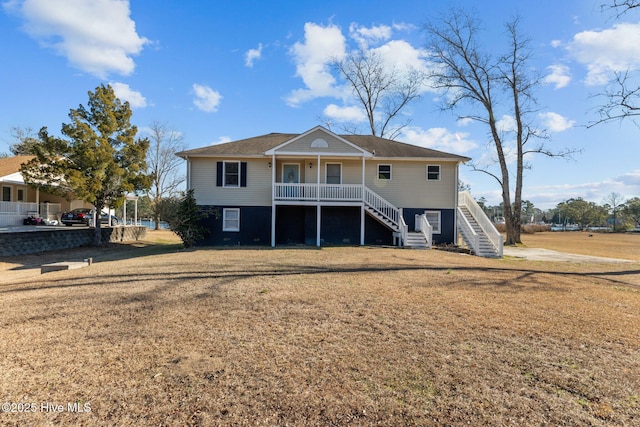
[331, 49, 425, 139]
[601, 0, 640, 18]
[588, 70, 640, 128]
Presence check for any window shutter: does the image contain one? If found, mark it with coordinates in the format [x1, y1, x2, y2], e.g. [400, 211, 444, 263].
[240, 162, 247, 187]
[216, 162, 223, 187]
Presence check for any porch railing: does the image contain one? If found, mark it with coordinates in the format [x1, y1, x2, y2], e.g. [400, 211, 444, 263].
[0, 201, 38, 215]
[274, 183, 364, 201]
[274, 183, 318, 200]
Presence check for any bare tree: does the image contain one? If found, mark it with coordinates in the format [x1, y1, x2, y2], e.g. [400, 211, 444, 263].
[8, 126, 40, 155]
[590, 2, 640, 127]
[603, 192, 625, 231]
[331, 49, 425, 140]
[146, 121, 186, 230]
[425, 10, 577, 245]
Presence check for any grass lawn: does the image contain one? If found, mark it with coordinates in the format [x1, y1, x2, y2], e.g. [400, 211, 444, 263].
[0, 231, 638, 425]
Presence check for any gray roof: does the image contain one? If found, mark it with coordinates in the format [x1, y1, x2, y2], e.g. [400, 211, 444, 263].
[177, 132, 470, 162]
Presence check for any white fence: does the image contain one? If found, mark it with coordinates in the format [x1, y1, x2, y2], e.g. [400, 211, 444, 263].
[0, 201, 62, 227]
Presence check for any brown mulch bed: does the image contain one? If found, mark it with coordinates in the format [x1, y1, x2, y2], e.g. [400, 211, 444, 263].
[0, 232, 638, 425]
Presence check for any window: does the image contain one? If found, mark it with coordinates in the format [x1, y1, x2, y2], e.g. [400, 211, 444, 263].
[377, 164, 391, 180]
[1, 186, 10, 202]
[427, 165, 440, 181]
[326, 163, 341, 184]
[17, 188, 25, 202]
[217, 161, 247, 187]
[425, 211, 441, 234]
[223, 208, 240, 232]
[224, 162, 240, 187]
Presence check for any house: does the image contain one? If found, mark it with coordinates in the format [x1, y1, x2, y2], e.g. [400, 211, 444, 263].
[177, 126, 502, 256]
[0, 155, 88, 226]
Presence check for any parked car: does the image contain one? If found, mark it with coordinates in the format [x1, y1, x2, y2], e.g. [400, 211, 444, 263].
[61, 209, 121, 226]
[61, 208, 93, 226]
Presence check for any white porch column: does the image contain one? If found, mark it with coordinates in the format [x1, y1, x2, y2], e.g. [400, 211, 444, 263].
[360, 205, 365, 245]
[316, 154, 320, 201]
[123, 199, 127, 226]
[361, 155, 365, 245]
[316, 205, 321, 247]
[271, 154, 276, 247]
[134, 198, 138, 226]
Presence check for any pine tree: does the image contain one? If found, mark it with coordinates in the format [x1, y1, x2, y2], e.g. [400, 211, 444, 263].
[21, 84, 151, 244]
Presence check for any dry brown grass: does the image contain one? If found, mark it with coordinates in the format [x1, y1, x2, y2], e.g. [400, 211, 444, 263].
[0, 231, 639, 425]
[520, 231, 640, 261]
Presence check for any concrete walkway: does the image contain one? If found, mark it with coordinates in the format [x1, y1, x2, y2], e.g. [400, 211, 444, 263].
[503, 247, 634, 263]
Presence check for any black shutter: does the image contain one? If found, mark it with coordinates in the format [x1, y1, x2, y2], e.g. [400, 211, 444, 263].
[240, 162, 247, 187]
[216, 162, 223, 186]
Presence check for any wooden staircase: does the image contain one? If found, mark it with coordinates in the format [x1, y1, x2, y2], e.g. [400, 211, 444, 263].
[457, 191, 503, 258]
[364, 205, 399, 232]
[404, 231, 430, 249]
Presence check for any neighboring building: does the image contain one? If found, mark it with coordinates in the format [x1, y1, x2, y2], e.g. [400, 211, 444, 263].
[177, 126, 502, 252]
[0, 155, 89, 226]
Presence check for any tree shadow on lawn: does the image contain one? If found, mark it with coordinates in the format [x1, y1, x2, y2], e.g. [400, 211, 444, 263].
[0, 241, 185, 271]
[2, 257, 639, 297]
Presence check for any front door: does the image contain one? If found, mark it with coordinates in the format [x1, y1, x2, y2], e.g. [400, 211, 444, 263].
[283, 164, 300, 183]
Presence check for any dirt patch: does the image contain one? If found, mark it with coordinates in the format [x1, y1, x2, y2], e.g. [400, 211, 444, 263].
[0, 237, 639, 425]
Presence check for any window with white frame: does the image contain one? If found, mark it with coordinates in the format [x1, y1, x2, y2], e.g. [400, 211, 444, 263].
[377, 164, 392, 180]
[1, 186, 10, 202]
[224, 162, 240, 187]
[427, 165, 440, 181]
[425, 211, 441, 234]
[223, 208, 240, 232]
[326, 163, 341, 184]
[17, 187, 26, 202]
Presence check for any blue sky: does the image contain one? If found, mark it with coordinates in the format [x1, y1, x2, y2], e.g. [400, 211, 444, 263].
[1, 0, 639, 209]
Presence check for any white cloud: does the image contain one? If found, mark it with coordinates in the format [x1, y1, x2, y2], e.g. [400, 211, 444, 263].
[392, 22, 416, 32]
[400, 126, 477, 154]
[5, 0, 149, 78]
[543, 64, 572, 89]
[286, 22, 346, 106]
[568, 22, 640, 85]
[372, 39, 429, 73]
[323, 104, 367, 122]
[526, 169, 640, 209]
[110, 82, 147, 108]
[211, 136, 232, 145]
[539, 112, 575, 132]
[245, 43, 263, 68]
[349, 23, 392, 49]
[457, 117, 474, 127]
[192, 84, 222, 113]
[496, 115, 517, 133]
[550, 40, 562, 48]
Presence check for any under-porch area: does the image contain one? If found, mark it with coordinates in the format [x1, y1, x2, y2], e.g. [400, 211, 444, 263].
[274, 205, 394, 246]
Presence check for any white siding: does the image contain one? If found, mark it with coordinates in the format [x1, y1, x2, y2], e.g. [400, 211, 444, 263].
[190, 157, 272, 207]
[365, 160, 458, 208]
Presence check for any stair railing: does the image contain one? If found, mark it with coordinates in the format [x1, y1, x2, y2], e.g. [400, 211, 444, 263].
[458, 191, 503, 257]
[416, 214, 433, 249]
[398, 213, 408, 247]
[364, 187, 400, 228]
[457, 206, 479, 254]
